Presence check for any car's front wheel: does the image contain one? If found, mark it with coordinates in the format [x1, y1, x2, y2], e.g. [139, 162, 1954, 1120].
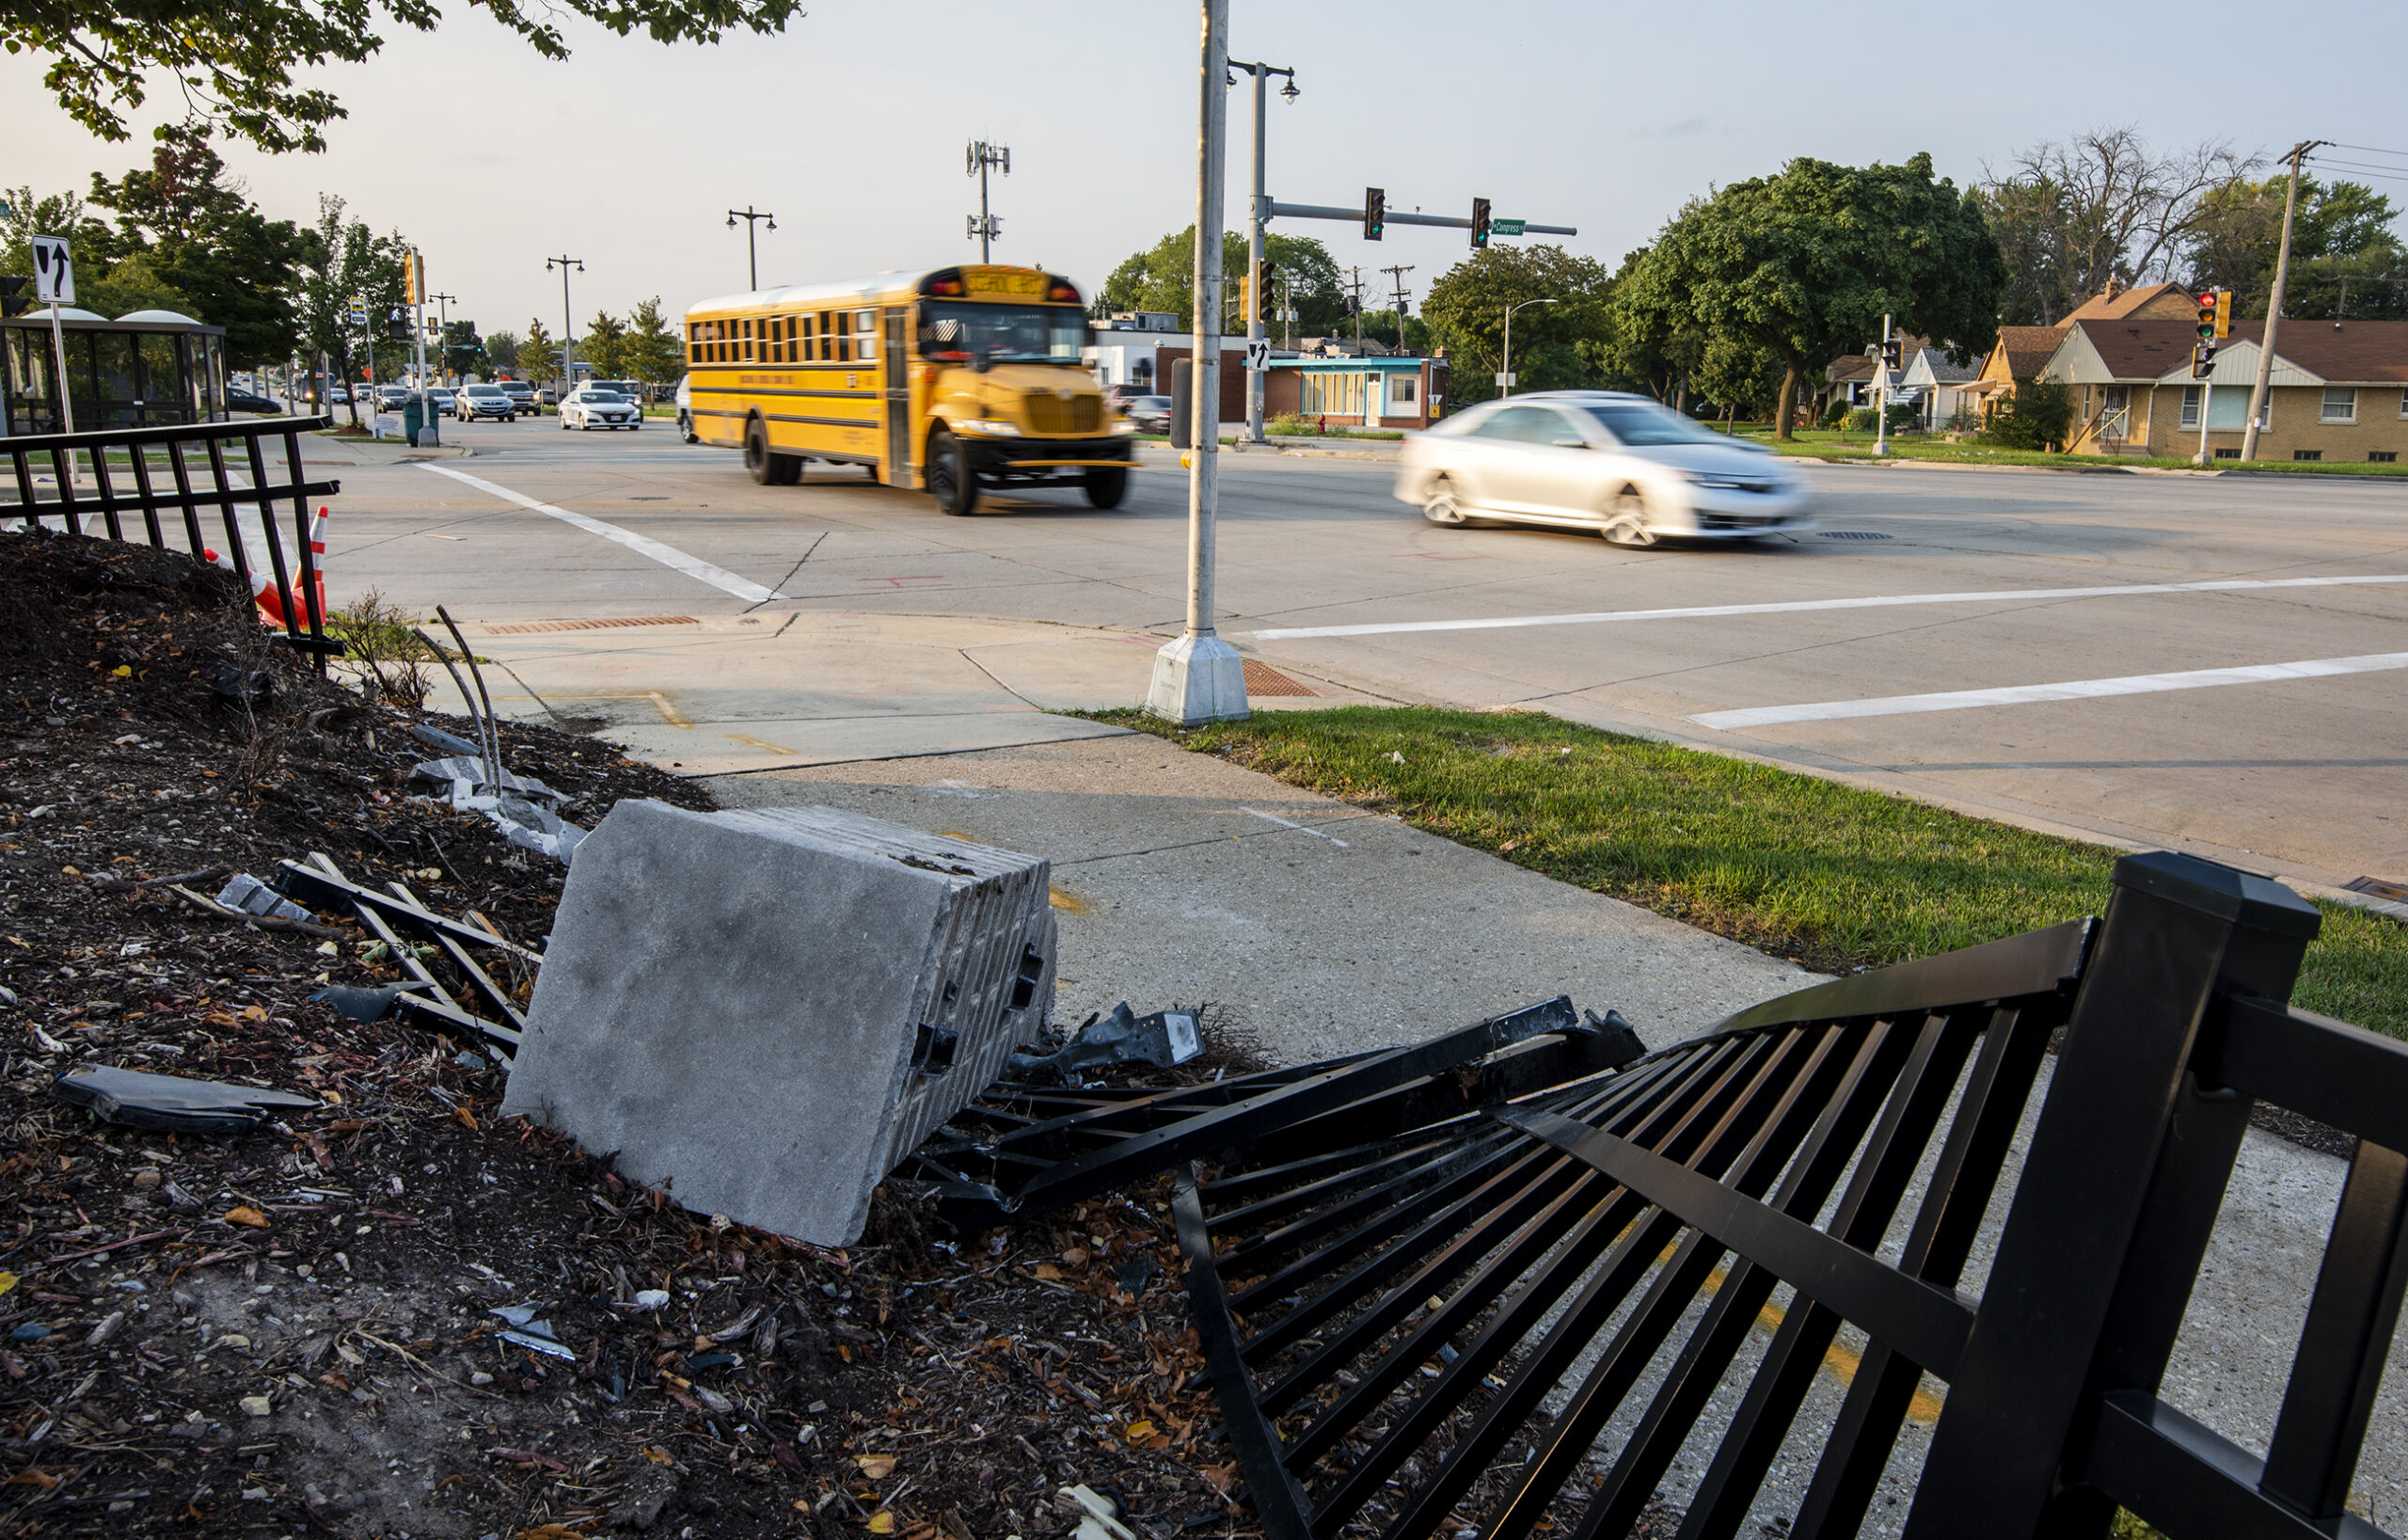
[1422, 473, 1469, 526]
[1602, 484, 1656, 547]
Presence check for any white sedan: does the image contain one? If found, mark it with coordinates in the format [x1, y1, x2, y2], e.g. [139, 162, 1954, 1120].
[1395, 391, 1813, 546]
[560, 389, 642, 431]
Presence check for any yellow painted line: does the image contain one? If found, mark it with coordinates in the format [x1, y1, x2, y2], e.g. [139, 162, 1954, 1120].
[724, 733, 798, 755]
[1682, 1243, 1946, 1425]
[646, 691, 692, 729]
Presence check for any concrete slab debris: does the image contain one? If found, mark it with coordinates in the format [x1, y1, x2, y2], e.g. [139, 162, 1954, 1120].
[499, 800, 1058, 1246]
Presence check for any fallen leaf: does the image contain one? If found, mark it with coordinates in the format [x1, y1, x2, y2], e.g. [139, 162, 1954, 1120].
[1124, 1419, 1157, 1444]
[453, 1105, 480, 1131]
[6, 1469, 57, 1490]
[1060, 1246, 1089, 1266]
[222, 1206, 271, 1230]
[0, 1271, 15, 1297]
[1031, 1263, 1065, 1281]
[866, 1513, 896, 1534]
[855, 1453, 896, 1480]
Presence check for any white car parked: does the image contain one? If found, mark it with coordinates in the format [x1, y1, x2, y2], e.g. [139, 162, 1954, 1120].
[1395, 391, 1813, 546]
[561, 389, 642, 431]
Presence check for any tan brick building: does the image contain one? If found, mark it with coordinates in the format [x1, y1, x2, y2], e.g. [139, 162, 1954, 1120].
[2042, 318, 2408, 462]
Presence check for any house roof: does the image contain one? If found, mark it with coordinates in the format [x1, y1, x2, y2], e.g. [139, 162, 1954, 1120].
[2221, 319, 2408, 384]
[1827, 354, 1877, 384]
[2059, 282, 2198, 325]
[1905, 345, 1979, 384]
[2050, 317, 2408, 385]
[1997, 326, 2067, 376]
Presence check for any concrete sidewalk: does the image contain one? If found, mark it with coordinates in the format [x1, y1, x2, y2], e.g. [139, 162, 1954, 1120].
[711, 732, 1819, 1064]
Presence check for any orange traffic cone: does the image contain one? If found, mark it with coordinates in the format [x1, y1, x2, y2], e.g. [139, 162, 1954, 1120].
[201, 505, 327, 629]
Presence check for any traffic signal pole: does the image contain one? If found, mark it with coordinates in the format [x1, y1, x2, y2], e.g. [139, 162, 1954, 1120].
[1228, 59, 1294, 446]
[1147, 0, 1248, 727]
[2242, 141, 2326, 463]
[1874, 313, 1892, 457]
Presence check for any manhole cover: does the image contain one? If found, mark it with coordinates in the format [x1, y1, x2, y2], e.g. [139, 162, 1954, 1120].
[1817, 531, 1893, 541]
[2344, 875, 2408, 903]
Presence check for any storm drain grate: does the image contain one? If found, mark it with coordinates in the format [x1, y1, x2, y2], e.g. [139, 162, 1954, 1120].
[1243, 659, 1319, 697]
[484, 615, 701, 634]
[1817, 530, 1894, 540]
[2344, 875, 2408, 903]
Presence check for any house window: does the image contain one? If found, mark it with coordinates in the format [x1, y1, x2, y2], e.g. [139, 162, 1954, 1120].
[2399, 388, 2408, 419]
[2294, 449, 2324, 461]
[2371, 451, 2398, 463]
[2179, 386, 2201, 429]
[2321, 387, 2356, 423]
[2213, 448, 2240, 459]
[1390, 373, 1418, 405]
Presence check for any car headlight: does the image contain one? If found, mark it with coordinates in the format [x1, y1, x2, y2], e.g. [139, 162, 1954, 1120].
[958, 419, 1022, 437]
[1110, 420, 1139, 435]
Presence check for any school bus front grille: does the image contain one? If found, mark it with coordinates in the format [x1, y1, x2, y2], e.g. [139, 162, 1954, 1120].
[1023, 392, 1101, 435]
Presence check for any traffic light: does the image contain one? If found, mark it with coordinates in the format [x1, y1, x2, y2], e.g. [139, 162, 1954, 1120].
[404, 252, 423, 305]
[385, 307, 410, 341]
[1469, 197, 1492, 249]
[1364, 186, 1385, 242]
[1242, 260, 1271, 324]
[1878, 336, 1903, 369]
[2212, 288, 2231, 339]
[0, 276, 28, 317]
[2194, 292, 2220, 375]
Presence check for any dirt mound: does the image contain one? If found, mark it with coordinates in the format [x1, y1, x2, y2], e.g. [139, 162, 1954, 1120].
[0, 531, 1229, 1538]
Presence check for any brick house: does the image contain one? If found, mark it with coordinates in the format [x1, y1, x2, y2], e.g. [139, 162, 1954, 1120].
[2040, 318, 2408, 461]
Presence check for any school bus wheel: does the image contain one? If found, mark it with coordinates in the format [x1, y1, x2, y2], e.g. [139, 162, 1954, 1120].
[744, 417, 800, 486]
[1083, 466, 1129, 510]
[927, 428, 979, 516]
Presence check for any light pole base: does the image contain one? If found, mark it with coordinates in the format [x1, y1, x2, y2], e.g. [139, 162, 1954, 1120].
[1146, 633, 1250, 726]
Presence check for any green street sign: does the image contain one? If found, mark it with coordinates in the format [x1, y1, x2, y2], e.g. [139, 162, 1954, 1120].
[1492, 218, 1528, 237]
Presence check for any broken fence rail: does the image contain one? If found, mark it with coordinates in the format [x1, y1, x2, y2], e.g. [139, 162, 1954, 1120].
[918, 851, 2406, 1540]
[2, 414, 341, 667]
[274, 853, 531, 1064]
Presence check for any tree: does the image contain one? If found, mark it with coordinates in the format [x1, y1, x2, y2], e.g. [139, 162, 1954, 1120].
[2183, 175, 2406, 320]
[439, 318, 483, 379]
[582, 310, 629, 380]
[1098, 228, 1347, 335]
[1977, 127, 2255, 325]
[1421, 245, 1616, 407]
[484, 329, 520, 375]
[624, 296, 684, 387]
[3, 185, 117, 281]
[522, 317, 557, 385]
[9, 0, 808, 154]
[83, 126, 309, 365]
[293, 193, 407, 427]
[85, 249, 193, 316]
[1619, 152, 2003, 438]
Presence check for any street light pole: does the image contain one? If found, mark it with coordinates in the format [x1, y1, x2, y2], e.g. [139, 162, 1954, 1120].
[1499, 296, 1556, 398]
[546, 255, 583, 394]
[1147, 0, 1247, 727]
[2241, 139, 2327, 463]
[1228, 57, 1294, 445]
[726, 207, 776, 290]
[430, 293, 455, 383]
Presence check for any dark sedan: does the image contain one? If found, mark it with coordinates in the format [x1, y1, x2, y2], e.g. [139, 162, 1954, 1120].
[226, 390, 284, 415]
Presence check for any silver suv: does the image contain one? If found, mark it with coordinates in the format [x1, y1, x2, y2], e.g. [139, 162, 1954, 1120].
[455, 383, 517, 421]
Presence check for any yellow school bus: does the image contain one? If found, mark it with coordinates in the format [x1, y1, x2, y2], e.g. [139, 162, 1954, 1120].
[682, 265, 1133, 514]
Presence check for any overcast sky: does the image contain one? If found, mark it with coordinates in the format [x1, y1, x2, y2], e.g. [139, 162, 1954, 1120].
[8, 0, 2408, 338]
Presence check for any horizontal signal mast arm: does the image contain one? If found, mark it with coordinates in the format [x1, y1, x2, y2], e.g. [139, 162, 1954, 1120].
[1266, 200, 1576, 236]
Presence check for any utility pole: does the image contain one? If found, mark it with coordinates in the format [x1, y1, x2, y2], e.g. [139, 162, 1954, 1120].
[546, 255, 582, 394]
[1381, 263, 1415, 342]
[1874, 313, 1892, 458]
[1147, 0, 1246, 727]
[1343, 266, 1368, 349]
[965, 141, 1009, 263]
[726, 207, 775, 290]
[429, 293, 455, 383]
[1228, 57, 1295, 445]
[2242, 139, 2328, 462]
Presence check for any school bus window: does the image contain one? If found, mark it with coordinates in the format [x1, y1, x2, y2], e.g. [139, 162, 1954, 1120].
[916, 302, 1088, 364]
[780, 317, 794, 363]
[835, 314, 853, 364]
[855, 310, 877, 362]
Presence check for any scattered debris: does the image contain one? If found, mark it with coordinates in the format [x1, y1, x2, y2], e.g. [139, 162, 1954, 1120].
[1007, 1001, 1204, 1081]
[47, 1064, 324, 1134]
[214, 870, 311, 922]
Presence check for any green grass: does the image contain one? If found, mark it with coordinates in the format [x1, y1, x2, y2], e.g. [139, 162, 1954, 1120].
[1743, 428, 2408, 477]
[1101, 705, 2407, 1040]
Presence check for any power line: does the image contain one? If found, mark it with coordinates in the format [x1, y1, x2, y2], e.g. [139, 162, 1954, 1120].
[2322, 142, 2408, 163]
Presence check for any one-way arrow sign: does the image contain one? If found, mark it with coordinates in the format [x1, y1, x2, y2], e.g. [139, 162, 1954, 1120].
[30, 235, 73, 304]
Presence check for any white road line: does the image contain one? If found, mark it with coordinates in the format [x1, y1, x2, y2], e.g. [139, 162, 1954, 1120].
[1241, 807, 1351, 847]
[415, 464, 785, 603]
[1690, 650, 2408, 731]
[1247, 574, 2408, 641]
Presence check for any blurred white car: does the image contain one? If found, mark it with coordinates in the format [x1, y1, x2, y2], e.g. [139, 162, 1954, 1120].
[561, 389, 641, 431]
[1395, 391, 1812, 546]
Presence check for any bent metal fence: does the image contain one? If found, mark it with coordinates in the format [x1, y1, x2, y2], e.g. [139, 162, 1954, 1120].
[912, 850, 2406, 1539]
[2, 414, 341, 665]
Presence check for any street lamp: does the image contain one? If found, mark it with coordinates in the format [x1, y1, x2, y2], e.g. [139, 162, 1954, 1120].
[727, 207, 775, 290]
[1499, 297, 1557, 399]
[1227, 57, 1296, 445]
[546, 255, 583, 392]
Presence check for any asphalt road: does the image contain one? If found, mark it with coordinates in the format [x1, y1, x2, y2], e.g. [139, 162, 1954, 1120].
[325, 416, 2408, 889]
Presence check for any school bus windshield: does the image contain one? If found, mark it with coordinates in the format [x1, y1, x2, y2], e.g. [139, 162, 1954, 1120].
[918, 303, 1087, 365]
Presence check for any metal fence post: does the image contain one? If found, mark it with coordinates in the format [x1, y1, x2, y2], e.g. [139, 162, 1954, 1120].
[1903, 851, 2319, 1540]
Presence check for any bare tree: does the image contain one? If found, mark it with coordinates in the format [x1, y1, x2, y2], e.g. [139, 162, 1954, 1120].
[1981, 127, 2258, 324]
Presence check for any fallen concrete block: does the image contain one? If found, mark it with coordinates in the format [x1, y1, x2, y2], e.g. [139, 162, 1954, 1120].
[499, 800, 1056, 1245]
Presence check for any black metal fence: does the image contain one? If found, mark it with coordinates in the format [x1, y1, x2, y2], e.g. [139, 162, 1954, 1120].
[914, 850, 2404, 1539]
[2, 414, 342, 664]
